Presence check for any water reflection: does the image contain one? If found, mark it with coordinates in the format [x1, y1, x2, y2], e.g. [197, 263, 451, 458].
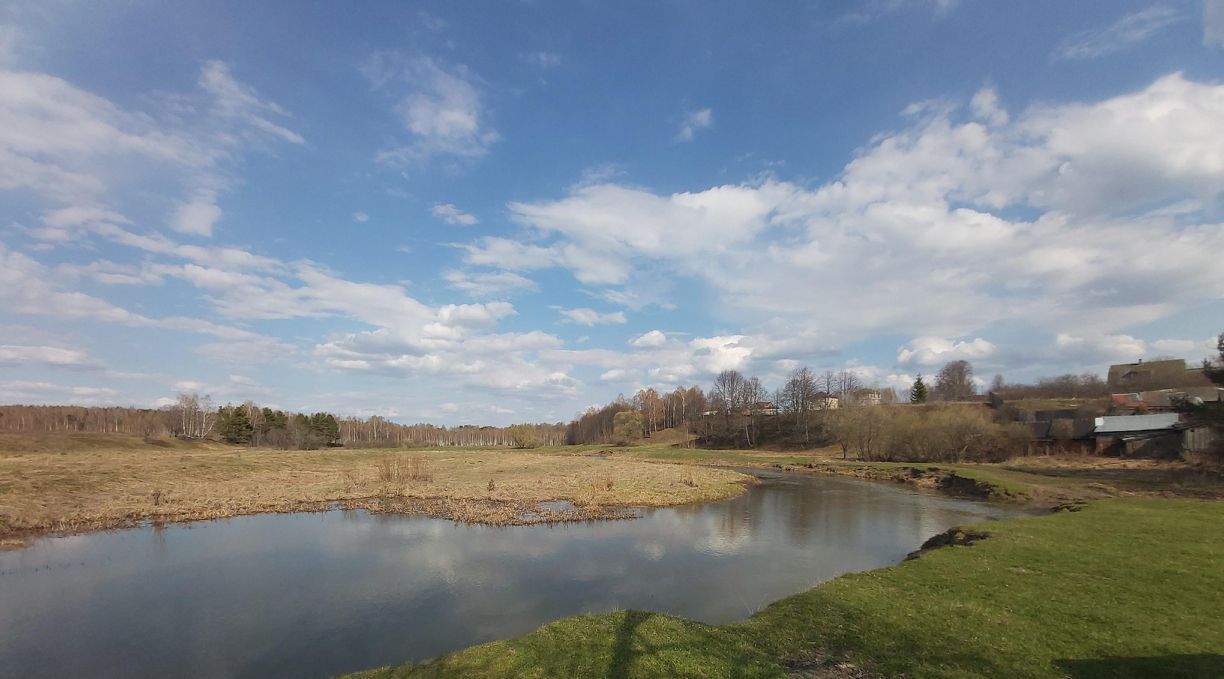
[0, 471, 1023, 679]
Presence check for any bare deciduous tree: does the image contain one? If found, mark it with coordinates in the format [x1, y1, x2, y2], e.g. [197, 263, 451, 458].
[933, 360, 977, 401]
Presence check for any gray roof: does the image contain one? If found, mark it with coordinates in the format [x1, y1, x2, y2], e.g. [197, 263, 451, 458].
[1094, 414, 1181, 434]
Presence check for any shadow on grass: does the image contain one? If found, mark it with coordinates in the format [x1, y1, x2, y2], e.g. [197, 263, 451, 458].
[1056, 653, 1224, 678]
[383, 609, 774, 679]
[608, 610, 652, 676]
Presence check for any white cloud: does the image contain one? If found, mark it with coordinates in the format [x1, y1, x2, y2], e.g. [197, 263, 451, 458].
[1207, 0, 1224, 46]
[353, 211, 369, 223]
[1052, 6, 1182, 61]
[506, 181, 795, 284]
[370, 55, 499, 166]
[1150, 336, 1218, 358]
[558, 308, 627, 326]
[689, 335, 753, 374]
[0, 344, 100, 370]
[0, 380, 120, 406]
[431, 202, 479, 225]
[0, 242, 280, 347]
[459, 236, 560, 271]
[630, 330, 668, 348]
[443, 269, 537, 297]
[675, 108, 713, 142]
[0, 60, 301, 248]
[1055, 333, 1150, 366]
[897, 337, 996, 367]
[969, 87, 1009, 126]
[198, 60, 305, 145]
[171, 195, 222, 236]
[600, 368, 629, 382]
[478, 73, 1224, 351]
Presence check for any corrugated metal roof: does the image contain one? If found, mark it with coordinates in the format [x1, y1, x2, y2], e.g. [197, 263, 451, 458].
[1093, 414, 1180, 434]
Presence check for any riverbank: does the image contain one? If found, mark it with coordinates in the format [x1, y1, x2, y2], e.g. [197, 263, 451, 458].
[0, 434, 752, 548]
[345, 496, 1224, 678]
[552, 443, 1224, 507]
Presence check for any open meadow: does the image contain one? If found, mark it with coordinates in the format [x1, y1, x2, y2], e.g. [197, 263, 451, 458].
[0, 433, 751, 548]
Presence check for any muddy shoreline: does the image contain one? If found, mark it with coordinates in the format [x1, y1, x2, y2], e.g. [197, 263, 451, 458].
[2, 476, 760, 551]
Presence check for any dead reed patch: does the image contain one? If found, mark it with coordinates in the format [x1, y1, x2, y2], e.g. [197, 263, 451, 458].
[0, 433, 750, 548]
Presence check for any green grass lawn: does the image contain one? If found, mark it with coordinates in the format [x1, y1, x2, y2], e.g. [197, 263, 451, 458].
[345, 498, 1224, 679]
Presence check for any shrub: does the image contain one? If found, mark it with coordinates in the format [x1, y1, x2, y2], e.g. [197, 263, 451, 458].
[828, 405, 1030, 463]
[508, 424, 542, 449]
[612, 411, 644, 446]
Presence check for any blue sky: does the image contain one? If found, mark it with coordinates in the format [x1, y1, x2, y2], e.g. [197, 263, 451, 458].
[1, 0, 1223, 424]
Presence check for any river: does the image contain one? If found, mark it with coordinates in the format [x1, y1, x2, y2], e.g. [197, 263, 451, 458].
[0, 470, 1025, 678]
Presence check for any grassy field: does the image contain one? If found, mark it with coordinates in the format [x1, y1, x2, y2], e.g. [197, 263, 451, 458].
[0, 433, 751, 547]
[346, 497, 1224, 679]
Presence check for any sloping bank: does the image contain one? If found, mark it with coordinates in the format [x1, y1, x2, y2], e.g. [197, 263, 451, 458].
[342, 497, 1224, 678]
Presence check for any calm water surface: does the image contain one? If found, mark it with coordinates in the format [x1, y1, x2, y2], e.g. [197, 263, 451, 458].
[0, 471, 1024, 678]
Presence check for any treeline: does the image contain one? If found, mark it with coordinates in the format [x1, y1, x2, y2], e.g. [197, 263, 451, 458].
[568, 361, 1035, 460]
[988, 373, 1109, 400]
[0, 405, 174, 437]
[567, 386, 708, 444]
[0, 395, 566, 450]
[568, 366, 899, 447]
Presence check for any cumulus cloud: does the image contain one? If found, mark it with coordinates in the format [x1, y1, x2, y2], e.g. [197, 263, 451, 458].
[506, 181, 796, 284]
[675, 108, 713, 142]
[171, 195, 222, 236]
[1052, 6, 1182, 61]
[431, 202, 479, 225]
[897, 337, 996, 367]
[475, 73, 1224, 353]
[353, 211, 369, 223]
[630, 330, 668, 347]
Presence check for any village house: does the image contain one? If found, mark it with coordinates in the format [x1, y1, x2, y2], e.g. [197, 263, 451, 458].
[1092, 413, 1184, 457]
[751, 401, 781, 416]
[1107, 358, 1209, 392]
[855, 390, 882, 407]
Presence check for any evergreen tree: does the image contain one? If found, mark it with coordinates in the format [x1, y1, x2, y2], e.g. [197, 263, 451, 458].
[217, 407, 254, 444]
[309, 412, 340, 446]
[910, 374, 929, 404]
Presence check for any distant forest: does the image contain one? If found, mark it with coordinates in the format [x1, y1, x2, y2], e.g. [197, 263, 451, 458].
[0, 394, 566, 449]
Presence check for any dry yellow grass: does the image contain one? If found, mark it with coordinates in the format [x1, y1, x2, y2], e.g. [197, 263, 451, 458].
[0, 433, 752, 547]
